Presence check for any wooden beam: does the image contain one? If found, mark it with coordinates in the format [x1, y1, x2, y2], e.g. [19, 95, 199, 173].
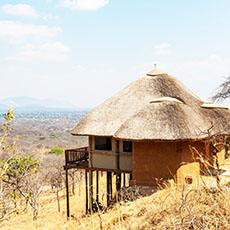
[96, 171, 99, 204]
[65, 146, 88, 151]
[85, 170, 88, 214]
[64, 165, 132, 174]
[116, 173, 121, 191]
[123, 173, 126, 187]
[65, 169, 70, 218]
[116, 173, 121, 201]
[89, 170, 93, 212]
[115, 138, 207, 142]
[115, 140, 120, 171]
[129, 173, 133, 180]
[107, 172, 112, 207]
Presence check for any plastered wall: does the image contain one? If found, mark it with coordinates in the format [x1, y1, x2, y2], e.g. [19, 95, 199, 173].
[132, 141, 206, 186]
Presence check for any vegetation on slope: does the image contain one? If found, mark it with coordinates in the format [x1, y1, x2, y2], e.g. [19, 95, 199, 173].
[0, 109, 41, 221]
[49, 147, 65, 155]
[1, 174, 230, 230]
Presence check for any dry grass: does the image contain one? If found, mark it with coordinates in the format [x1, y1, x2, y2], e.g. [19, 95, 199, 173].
[2, 171, 230, 230]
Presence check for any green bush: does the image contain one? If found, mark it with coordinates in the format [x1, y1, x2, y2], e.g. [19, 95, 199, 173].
[49, 147, 64, 155]
[50, 133, 59, 139]
[39, 136, 46, 140]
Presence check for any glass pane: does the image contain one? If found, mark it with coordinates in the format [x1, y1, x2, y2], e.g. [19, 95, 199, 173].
[95, 137, 112, 150]
[123, 141, 132, 152]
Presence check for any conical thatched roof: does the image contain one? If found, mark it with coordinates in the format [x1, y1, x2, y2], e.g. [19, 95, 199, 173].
[72, 70, 230, 140]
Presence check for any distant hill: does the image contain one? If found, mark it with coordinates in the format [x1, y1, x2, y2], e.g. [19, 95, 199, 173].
[0, 96, 89, 112]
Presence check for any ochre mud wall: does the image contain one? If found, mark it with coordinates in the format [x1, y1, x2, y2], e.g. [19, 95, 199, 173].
[133, 142, 181, 185]
[132, 141, 206, 186]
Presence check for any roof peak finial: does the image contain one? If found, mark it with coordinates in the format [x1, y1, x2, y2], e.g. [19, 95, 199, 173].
[147, 65, 167, 76]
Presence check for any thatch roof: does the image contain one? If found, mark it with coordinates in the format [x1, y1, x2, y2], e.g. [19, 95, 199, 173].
[72, 69, 230, 140]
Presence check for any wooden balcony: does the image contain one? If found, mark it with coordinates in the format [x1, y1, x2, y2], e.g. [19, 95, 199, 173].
[65, 146, 89, 168]
[64, 146, 132, 173]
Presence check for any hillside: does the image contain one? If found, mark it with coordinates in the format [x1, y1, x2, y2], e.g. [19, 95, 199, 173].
[1, 172, 230, 230]
[0, 111, 88, 155]
[1, 111, 230, 229]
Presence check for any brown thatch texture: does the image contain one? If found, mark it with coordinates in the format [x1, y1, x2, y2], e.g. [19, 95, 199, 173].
[72, 72, 230, 140]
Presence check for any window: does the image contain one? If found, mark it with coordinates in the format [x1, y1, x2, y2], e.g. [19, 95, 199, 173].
[185, 176, 193, 185]
[123, 141, 132, 152]
[115, 140, 119, 153]
[95, 137, 112, 151]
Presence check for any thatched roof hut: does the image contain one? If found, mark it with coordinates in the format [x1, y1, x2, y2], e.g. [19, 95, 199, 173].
[70, 68, 230, 187]
[72, 68, 230, 140]
[64, 68, 230, 213]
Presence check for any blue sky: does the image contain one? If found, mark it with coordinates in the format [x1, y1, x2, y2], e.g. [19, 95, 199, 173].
[0, 0, 230, 108]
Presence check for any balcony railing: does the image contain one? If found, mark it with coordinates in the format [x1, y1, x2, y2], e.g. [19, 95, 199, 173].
[64, 147, 132, 173]
[65, 146, 89, 167]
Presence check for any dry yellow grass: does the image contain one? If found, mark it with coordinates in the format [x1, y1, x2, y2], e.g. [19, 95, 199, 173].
[2, 171, 230, 230]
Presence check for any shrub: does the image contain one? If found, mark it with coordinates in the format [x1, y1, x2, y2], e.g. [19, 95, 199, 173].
[49, 147, 64, 155]
[39, 137, 46, 140]
[50, 133, 59, 139]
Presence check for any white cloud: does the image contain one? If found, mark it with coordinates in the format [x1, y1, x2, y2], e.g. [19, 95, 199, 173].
[154, 43, 171, 56]
[210, 53, 222, 62]
[5, 42, 70, 62]
[6, 50, 67, 62]
[42, 41, 70, 52]
[60, 0, 109, 10]
[0, 21, 69, 62]
[42, 13, 59, 21]
[1, 4, 39, 18]
[1, 4, 59, 21]
[0, 20, 62, 44]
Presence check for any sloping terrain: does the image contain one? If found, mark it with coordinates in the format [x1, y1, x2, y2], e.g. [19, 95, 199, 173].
[2, 173, 230, 230]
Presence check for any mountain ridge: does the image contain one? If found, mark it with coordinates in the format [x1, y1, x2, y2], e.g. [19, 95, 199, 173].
[0, 96, 90, 112]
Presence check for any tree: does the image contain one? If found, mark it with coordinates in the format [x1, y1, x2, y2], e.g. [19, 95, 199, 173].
[40, 154, 64, 213]
[212, 76, 230, 102]
[0, 155, 40, 220]
[0, 110, 40, 221]
[211, 77, 230, 160]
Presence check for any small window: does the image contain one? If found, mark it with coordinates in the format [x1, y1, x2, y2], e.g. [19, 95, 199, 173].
[95, 137, 112, 151]
[123, 141, 132, 152]
[185, 176, 193, 185]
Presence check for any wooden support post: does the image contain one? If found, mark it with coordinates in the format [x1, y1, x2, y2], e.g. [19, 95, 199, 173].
[116, 173, 121, 201]
[107, 172, 112, 207]
[109, 173, 113, 201]
[85, 170, 88, 214]
[130, 173, 133, 180]
[106, 172, 109, 207]
[96, 171, 99, 204]
[115, 140, 120, 170]
[123, 173, 126, 187]
[65, 168, 70, 218]
[89, 170, 93, 212]
[116, 173, 121, 191]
